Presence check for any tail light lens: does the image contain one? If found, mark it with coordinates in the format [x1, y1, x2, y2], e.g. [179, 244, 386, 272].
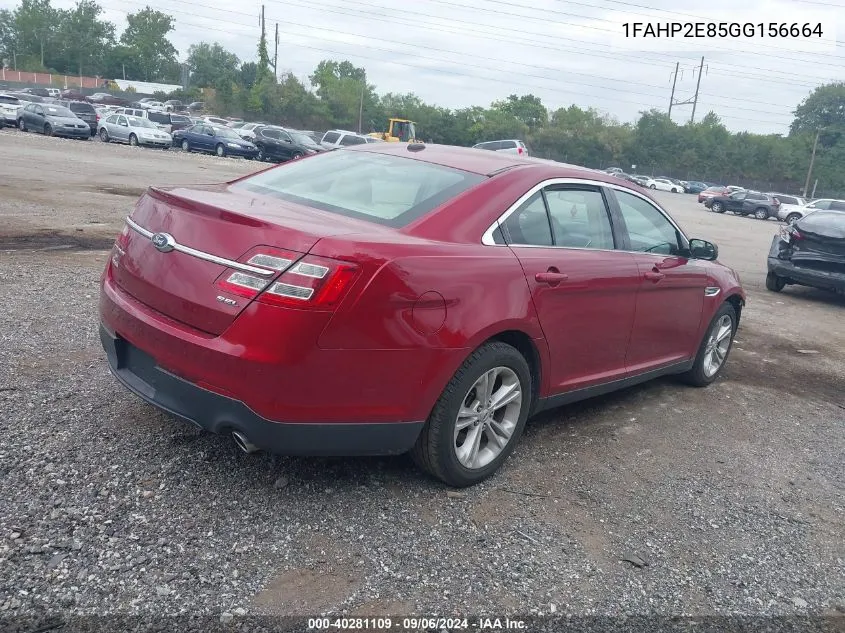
[517, 146, 524, 155]
[779, 226, 802, 243]
[214, 248, 359, 310]
[258, 255, 358, 309]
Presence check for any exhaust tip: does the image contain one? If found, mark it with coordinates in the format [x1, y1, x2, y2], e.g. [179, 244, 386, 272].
[232, 430, 259, 454]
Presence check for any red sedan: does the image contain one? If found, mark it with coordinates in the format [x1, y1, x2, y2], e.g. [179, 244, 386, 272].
[99, 143, 745, 487]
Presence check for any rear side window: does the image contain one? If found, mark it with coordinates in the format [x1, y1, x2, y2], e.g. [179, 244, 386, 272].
[777, 195, 799, 205]
[234, 150, 485, 227]
[148, 111, 169, 123]
[502, 192, 553, 246]
[322, 131, 340, 144]
[544, 188, 614, 249]
[830, 201, 845, 211]
[340, 134, 366, 146]
[501, 141, 517, 149]
[261, 128, 280, 139]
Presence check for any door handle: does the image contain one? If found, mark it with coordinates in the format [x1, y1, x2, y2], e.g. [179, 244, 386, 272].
[535, 271, 569, 285]
[644, 270, 665, 282]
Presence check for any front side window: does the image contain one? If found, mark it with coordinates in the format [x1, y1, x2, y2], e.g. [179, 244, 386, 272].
[235, 150, 484, 227]
[544, 187, 614, 249]
[614, 190, 682, 255]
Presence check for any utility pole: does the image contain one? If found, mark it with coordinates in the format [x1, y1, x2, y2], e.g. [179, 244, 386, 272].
[812, 178, 818, 198]
[274, 22, 279, 80]
[690, 56, 704, 124]
[668, 62, 679, 120]
[357, 81, 365, 134]
[122, 63, 126, 80]
[804, 129, 820, 197]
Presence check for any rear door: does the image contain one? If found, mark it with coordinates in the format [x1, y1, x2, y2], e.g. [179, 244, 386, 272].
[276, 129, 295, 159]
[500, 184, 639, 393]
[608, 188, 707, 372]
[114, 115, 130, 142]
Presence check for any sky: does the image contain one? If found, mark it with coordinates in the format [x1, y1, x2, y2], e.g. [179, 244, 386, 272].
[4, 0, 842, 133]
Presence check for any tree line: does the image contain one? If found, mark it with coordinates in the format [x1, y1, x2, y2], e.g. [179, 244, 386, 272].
[2, 0, 843, 196]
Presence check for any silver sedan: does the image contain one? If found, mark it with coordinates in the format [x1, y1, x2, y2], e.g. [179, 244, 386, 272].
[98, 114, 172, 147]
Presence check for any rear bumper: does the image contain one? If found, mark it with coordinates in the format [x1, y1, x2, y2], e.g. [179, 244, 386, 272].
[768, 237, 845, 292]
[100, 324, 424, 455]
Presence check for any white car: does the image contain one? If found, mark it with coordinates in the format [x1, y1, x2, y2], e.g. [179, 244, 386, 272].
[98, 113, 172, 147]
[141, 101, 166, 111]
[46, 88, 61, 98]
[0, 93, 22, 127]
[650, 178, 684, 193]
[236, 122, 265, 140]
[472, 139, 529, 156]
[320, 129, 382, 148]
[778, 198, 845, 224]
[201, 116, 231, 127]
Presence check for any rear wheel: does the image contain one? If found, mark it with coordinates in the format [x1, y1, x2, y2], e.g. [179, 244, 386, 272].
[43, 123, 52, 136]
[671, 187, 678, 193]
[649, 184, 657, 189]
[786, 213, 801, 225]
[181, 139, 190, 152]
[291, 151, 303, 160]
[18, 118, 26, 132]
[711, 201, 725, 213]
[680, 302, 737, 387]
[766, 271, 786, 292]
[99, 128, 110, 142]
[215, 143, 225, 157]
[129, 134, 138, 147]
[411, 341, 532, 487]
[754, 207, 769, 220]
[257, 147, 265, 161]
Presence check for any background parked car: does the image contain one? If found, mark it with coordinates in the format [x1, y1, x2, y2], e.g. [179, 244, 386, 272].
[19, 87, 51, 97]
[767, 210, 845, 294]
[253, 126, 325, 162]
[320, 129, 381, 148]
[200, 115, 232, 126]
[235, 122, 266, 140]
[172, 124, 258, 158]
[168, 113, 193, 133]
[11, 92, 44, 104]
[188, 101, 205, 112]
[651, 178, 683, 193]
[472, 139, 529, 156]
[698, 186, 728, 203]
[89, 93, 130, 106]
[99, 113, 172, 147]
[164, 100, 188, 113]
[58, 100, 97, 135]
[17, 103, 90, 138]
[778, 198, 845, 225]
[0, 93, 21, 127]
[59, 89, 88, 102]
[705, 190, 780, 219]
[684, 181, 709, 194]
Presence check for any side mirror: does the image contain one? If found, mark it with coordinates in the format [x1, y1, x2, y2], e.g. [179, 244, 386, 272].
[689, 238, 718, 261]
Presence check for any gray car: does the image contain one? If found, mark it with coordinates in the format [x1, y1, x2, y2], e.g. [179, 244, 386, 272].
[98, 113, 172, 147]
[17, 103, 90, 138]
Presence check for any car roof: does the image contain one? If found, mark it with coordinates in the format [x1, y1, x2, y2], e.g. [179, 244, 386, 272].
[345, 142, 631, 182]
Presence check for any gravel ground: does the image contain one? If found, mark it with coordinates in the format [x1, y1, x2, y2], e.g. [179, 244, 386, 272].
[0, 131, 843, 632]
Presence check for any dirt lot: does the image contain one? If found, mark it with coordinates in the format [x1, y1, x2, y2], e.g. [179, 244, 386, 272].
[0, 130, 843, 631]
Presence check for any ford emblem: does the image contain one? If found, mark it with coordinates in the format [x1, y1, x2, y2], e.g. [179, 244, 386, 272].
[151, 232, 175, 253]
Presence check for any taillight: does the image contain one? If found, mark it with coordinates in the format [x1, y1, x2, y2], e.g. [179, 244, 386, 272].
[214, 247, 300, 299]
[773, 198, 781, 206]
[518, 146, 524, 155]
[779, 226, 802, 243]
[258, 255, 358, 309]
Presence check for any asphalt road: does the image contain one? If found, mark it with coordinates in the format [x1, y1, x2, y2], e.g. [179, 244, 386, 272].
[0, 130, 843, 631]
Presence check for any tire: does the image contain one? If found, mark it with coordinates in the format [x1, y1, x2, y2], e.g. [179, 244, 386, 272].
[292, 152, 303, 160]
[711, 201, 725, 213]
[99, 128, 109, 142]
[411, 341, 532, 487]
[754, 207, 769, 220]
[766, 271, 786, 292]
[18, 118, 26, 132]
[786, 213, 801, 225]
[257, 147, 265, 162]
[181, 139, 190, 152]
[43, 123, 52, 136]
[129, 134, 138, 147]
[215, 143, 225, 157]
[671, 188, 678, 193]
[649, 184, 657, 189]
[680, 302, 737, 387]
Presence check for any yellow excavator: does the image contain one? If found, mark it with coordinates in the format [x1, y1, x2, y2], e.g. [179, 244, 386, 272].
[369, 118, 419, 143]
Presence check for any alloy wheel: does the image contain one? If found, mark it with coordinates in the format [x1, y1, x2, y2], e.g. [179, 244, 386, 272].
[703, 315, 733, 377]
[453, 366, 522, 470]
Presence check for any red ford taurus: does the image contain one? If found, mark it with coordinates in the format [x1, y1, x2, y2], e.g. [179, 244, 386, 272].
[99, 143, 745, 486]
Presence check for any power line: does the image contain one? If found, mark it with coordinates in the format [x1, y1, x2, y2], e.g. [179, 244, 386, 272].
[289, 0, 837, 89]
[103, 0, 795, 123]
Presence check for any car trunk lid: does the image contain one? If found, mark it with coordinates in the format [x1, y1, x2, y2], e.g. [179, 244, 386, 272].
[111, 184, 379, 335]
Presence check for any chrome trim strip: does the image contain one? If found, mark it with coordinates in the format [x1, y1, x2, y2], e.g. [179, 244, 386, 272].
[124, 216, 276, 277]
[480, 177, 690, 252]
[704, 287, 721, 297]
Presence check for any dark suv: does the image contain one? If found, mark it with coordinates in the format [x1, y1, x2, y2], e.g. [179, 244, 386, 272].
[705, 190, 780, 220]
[58, 100, 97, 135]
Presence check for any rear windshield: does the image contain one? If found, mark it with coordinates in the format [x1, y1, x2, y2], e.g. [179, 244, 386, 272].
[69, 102, 95, 114]
[799, 211, 845, 236]
[234, 150, 485, 227]
[0, 95, 19, 104]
